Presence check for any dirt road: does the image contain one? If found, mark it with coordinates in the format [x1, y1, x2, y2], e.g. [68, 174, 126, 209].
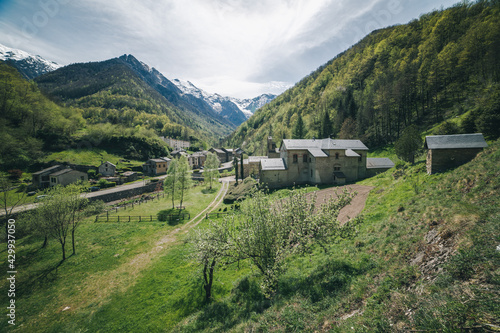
[310, 184, 374, 223]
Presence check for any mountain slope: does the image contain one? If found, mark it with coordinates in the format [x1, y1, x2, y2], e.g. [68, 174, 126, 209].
[227, 1, 500, 155]
[35, 56, 233, 144]
[0, 43, 61, 80]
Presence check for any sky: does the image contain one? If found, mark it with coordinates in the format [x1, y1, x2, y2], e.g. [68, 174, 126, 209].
[0, 0, 459, 99]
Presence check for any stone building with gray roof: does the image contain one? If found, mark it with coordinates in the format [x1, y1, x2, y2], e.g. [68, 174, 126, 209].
[425, 133, 488, 174]
[259, 138, 385, 188]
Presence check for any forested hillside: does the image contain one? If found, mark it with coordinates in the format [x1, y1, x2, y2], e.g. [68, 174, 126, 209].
[0, 62, 169, 170]
[35, 57, 233, 145]
[228, 1, 500, 154]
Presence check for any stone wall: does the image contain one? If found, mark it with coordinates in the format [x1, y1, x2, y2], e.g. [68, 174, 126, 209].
[87, 182, 160, 203]
[427, 148, 483, 174]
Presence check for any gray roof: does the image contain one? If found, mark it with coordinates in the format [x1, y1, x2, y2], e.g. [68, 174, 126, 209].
[367, 158, 395, 169]
[424, 133, 488, 150]
[248, 156, 267, 163]
[345, 149, 360, 157]
[282, 138, 368, 151]
[307, 148, 328, 158]
[210, 148, 225, 154]
[100, 161, 116, 168]
[333, 171, 346, 178]
[50, 168, 85, 177]
[261, 158, 287, 171]
[150, 158, 169, 163]
[33, 165, 63, 175]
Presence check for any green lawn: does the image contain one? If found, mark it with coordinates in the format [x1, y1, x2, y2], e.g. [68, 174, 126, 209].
[42, 149, 144, 168]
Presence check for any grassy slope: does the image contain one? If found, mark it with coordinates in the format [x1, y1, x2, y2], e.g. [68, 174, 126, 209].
[41, 149, 144, 168]
[2, 140, 498, 332]
[0, 184, 225, 332]
[175, 140, 499, 332]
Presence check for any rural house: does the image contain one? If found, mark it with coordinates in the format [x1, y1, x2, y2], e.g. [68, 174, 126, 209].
[260, 138, 370, 188]
[242, 156, 267, 178]
[188, 151, 208, 169]
[142, 157, 171, 176]
[98, 161, 116, 177]
[258, 138, 394, 188]
[50, 168, 88, 187]
[424, 133, 488, 174]
[32, 165, 66, 189]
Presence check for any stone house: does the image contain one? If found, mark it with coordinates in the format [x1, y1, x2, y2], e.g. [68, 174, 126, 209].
[425, 133, 488, 174]
[50, 168, 88, 187]
[98, 161, 116, 177]
[32, 165, 66, 189]
[142, 157, 171, 176]
[121, 171, 138, 183]
[242, 156, 267, 178]
[259, 138, 372, 188]
[188, 151, 207, 169]
[267, 137, 280, 158]
[209, 148, 228, 163]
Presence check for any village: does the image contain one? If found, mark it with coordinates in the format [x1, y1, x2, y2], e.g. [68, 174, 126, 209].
[29, 133, 488, 194]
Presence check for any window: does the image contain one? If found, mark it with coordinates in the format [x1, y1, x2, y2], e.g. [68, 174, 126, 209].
[293, 154, 298, 163]
[335, 153, 339, 159]
[359, 154, 362, 162]
[303, 154, 308, 163]
[334, 167, 341, 171]
[310, 169, 313, 177]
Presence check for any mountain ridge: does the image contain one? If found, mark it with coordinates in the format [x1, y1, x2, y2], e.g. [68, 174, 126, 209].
[0, 43, 62, 80]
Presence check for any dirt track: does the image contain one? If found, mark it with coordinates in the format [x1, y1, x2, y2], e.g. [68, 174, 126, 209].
[310, 184, 374, 223]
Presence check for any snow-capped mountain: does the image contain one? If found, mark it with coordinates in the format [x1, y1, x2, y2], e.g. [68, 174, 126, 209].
[172, 79, 276, 121]
[0, 43, 61, 79]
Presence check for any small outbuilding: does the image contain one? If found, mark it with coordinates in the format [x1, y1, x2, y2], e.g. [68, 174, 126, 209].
[98, 161, 116, 177]
[424, 133, 488, 174]
[366, 158, 395, 177]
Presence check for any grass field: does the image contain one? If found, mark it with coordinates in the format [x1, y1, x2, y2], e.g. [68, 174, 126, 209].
[2, 140, 499, 332]
[42, 149, 144, 168]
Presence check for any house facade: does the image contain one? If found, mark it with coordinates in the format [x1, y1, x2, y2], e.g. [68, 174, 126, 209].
[243, 156, 267, 178]
[32, 165, 66, 189]
[98, 161, 116, 177]
[50, 169, 88, 187]
[142, 157, 171, 176]
[259, 139, 374, 188]
[188, 151, 207, 169]
[425, 133, 488, 174]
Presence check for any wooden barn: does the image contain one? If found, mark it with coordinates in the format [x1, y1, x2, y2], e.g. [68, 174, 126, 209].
[425, 133, 488, 174]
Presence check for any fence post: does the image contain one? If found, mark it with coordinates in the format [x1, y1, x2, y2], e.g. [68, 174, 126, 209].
[150, 215, 152, 222]
[107, 211, 109, 222]
[117, 216, 120, 222]
[129, 216, 131, 222]
[139, 216, 141, 222]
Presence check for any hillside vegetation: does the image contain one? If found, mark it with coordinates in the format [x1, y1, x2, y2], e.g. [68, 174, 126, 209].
[36, 57, 233, 146]
[228, 1, 500, 154]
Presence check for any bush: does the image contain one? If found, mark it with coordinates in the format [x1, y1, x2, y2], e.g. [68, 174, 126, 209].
[157, 209, 189, 225]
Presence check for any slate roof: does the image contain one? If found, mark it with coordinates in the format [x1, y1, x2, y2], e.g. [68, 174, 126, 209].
[248, 156, 267, 163]
[100, 161, 116, 168]
[366, 158, 395, 169]
[333, 171, 346, 178]
[282, 138, 368, 151]
[33, 165, 63, 176]
[424, 133, 488, 150]
[345, 149, 360, 157]
[50, 169, 84, 177]
[307, 148, 328, 158]
[261, 158, 287, 171]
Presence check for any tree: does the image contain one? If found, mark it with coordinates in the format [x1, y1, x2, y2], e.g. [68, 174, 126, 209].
[65, 184, 88, 256]
[204, 152, 220, 190]
[0, 173, 26, 240]
[394, 125, 423, 164]
[192, 188, 361, 298]
[320, 110, 333, 138]
[34, 185, 87, 261]
[240, 154, 244, 180]
[177, 155, 192, 209]
[293, 114, 305, 139]
[233, 156, 239, 185]
[164, 159, 179, 209]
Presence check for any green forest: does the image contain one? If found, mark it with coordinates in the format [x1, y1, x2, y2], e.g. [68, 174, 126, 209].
[0, 62, 169, 171]
[227, 1, 500, 154]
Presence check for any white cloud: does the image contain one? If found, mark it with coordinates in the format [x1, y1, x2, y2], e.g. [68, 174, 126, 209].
[0, 0, 460, 98]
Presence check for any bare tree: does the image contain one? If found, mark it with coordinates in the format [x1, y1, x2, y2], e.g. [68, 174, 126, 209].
[0, 173, 26, 240]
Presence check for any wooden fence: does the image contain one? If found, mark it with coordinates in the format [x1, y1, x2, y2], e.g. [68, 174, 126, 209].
[95, 212, 190, 223]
